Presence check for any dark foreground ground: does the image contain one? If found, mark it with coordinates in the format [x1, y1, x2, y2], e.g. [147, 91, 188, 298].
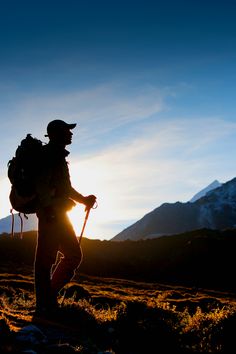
[0, 264, 236, 353]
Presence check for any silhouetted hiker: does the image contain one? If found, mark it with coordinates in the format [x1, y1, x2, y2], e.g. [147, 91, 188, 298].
[34, 119, 96, 318]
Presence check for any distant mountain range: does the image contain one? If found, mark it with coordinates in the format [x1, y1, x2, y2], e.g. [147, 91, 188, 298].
[112, 178, 236, 241]
[0, 178, 234, 240]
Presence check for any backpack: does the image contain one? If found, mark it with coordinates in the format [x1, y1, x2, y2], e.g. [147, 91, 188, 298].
[8, 134, 44, 215]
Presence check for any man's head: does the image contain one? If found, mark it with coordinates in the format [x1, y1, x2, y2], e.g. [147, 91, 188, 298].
[45, 119, 77, 145]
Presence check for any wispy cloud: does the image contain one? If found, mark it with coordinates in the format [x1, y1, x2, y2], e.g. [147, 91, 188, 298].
[69, 116, 236, 238]
[0, 82, 167, 175]
[10, 83, 165, 132]
[2, 82, 236, 239]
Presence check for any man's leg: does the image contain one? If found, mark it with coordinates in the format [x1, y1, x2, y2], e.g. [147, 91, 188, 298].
[34, 216, 59, 311]
[51, 213, 82, 296]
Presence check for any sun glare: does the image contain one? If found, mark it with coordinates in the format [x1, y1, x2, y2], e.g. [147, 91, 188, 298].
[67, 206, 88, 237]
[0, 158, 123, 240]
[68, 159, 123, 239]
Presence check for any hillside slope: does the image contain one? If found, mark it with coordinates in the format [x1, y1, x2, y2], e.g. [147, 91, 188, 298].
[0, 228, 235, 292]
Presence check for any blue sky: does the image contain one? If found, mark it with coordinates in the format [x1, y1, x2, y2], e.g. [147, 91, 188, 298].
[0, 0, 236, 239]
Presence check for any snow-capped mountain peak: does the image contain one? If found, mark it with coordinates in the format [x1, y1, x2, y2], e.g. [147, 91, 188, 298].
[190, 180, 222, 203]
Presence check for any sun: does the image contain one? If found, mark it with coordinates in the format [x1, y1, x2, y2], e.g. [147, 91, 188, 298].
[67, 205, 87, 237]
[66, 158, 126, 240]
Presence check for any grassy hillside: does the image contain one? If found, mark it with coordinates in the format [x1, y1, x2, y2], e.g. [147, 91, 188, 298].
[0, 229, 235, 352]
[0, 269, 235, 353]
[0, 227, 235, 291]
[81, 228, 236, 292]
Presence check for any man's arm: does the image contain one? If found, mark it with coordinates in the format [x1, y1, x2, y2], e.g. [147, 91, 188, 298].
[70, 187, 96, 209]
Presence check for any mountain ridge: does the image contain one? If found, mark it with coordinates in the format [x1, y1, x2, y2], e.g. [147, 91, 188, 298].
[112, 177, 236, 241]
[0, 178, 234, 239]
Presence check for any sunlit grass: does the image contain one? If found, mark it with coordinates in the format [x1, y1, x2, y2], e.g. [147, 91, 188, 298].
[0, 271, 236, 353]
[178, 305, 235, 352]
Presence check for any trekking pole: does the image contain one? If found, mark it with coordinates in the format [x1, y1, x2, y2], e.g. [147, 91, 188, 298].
[78, 201, 97, 245]
[78, 208, 91, 245]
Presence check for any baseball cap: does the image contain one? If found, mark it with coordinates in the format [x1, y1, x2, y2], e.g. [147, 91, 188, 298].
[45, 119, 77, 137]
